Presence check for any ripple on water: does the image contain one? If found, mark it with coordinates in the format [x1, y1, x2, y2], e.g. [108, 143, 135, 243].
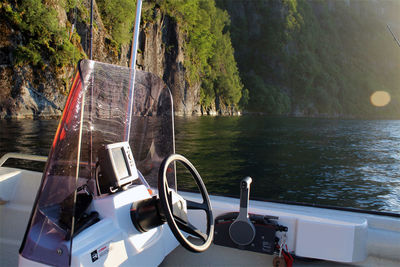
[1, 117, 399, 214]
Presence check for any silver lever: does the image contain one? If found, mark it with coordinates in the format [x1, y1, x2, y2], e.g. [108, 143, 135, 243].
[229, 177, 256, 245]
[239, 176, 252, 214]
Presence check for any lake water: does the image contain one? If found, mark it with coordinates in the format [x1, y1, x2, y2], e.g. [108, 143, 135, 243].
[1, 116, 399, 213]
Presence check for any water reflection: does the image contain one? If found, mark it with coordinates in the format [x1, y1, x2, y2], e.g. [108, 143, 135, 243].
[174, 116, 244, 194]
[1, 117, 399, 213]
[0, 119, 59, 171]
[175, 117, 400, 213]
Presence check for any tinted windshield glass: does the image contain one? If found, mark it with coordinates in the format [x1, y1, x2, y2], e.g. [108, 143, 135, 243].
[20, 60, 175, 266]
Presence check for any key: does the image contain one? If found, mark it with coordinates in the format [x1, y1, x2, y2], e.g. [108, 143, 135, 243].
[273, 255, 286, 267]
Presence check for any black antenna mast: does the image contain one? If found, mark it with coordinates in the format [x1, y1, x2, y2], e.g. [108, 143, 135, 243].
[387, 24, 400, 48]
[89, 0, 94, 59]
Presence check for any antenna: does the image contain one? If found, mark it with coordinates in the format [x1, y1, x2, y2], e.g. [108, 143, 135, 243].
[129, 0, 142, 69]
[88, 0, 94, 185]
[89, 0, 94, 59]
[387, 24, 400, 48]
[125, 0, 143, 141]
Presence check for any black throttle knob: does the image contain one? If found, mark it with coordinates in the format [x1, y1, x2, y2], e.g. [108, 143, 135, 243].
[229, 177, 256, 245]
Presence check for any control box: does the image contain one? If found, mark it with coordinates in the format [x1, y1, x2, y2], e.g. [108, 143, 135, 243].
[214, 212, 287, 255]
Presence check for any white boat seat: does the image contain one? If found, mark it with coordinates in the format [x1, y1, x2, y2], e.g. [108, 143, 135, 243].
[0, 167, 43, 267]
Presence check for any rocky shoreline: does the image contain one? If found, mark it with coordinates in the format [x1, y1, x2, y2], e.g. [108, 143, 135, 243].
[0, 2, 239, 120]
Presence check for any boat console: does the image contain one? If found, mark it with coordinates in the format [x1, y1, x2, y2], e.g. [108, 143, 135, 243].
[16, 60, 214, 267]
[214, 177, 288, 255]
[130, 154, 214, 252]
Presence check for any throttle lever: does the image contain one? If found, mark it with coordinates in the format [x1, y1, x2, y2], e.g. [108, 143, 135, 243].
[229, 177, 256, 245]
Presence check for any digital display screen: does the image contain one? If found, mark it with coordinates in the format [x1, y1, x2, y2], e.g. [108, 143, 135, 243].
[111, 147, 130, 179]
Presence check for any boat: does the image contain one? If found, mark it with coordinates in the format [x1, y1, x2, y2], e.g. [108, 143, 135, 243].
[1, 1, 400, 267]
[0, 58, 399, 266]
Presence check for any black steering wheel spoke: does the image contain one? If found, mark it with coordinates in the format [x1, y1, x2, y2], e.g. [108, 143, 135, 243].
[186, 199, 208, 211]
[158, 154, 214, 252]
[173, 215, 207, 242]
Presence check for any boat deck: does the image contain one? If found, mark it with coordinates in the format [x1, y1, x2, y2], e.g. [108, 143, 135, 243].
[1, 165, 400, 267]
[161, 238, 399, 267]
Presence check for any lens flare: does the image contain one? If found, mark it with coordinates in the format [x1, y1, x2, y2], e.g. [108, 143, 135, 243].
[370, 91, 391, 107]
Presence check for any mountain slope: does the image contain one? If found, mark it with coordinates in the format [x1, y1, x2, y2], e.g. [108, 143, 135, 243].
[0, 0, 244, 118]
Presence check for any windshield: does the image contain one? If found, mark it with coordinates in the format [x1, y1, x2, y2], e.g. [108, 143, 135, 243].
[20, 60, 175, 267]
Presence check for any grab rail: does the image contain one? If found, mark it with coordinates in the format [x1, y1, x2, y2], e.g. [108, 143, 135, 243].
[0, 153, 48, 167]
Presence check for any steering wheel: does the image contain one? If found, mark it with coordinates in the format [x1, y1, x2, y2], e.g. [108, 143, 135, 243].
[158, 154, 214, 252]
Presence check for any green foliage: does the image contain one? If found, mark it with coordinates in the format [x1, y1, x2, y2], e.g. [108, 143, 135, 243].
[158, 0, 244, 110]
[160, 0, 216, 82]
[3, 0, 243, 110]
[282, 0, 302, 40]
[2, 0, 81, 68]
[239, 88, 249, 108]
[96, 0, 136, 46]
[15, 44, 42, 66]
[245, 73, 290, 114]
[219, 0, 400, 117]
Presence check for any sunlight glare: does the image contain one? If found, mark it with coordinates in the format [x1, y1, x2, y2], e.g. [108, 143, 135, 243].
[370, 91, 391, 107]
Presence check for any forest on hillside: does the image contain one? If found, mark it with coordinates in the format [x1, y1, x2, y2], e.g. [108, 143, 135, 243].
[218, 0, 400, 118]
[1, 0, 400, 118]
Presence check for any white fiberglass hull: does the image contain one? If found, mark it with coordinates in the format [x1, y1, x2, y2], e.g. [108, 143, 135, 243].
[1, 165, 399, 266]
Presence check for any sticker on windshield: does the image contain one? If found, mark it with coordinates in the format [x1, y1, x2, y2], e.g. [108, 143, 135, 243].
[91, 244, 109, 262]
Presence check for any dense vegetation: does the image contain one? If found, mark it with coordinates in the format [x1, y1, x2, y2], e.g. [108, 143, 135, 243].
[1, 0, 84, 69]
[1, 0, 244, 111]
[218, 0, 400, 118]
[96, 0, 136, 46]
[97, 0, 245, 111]
[156, 0, 244, 109]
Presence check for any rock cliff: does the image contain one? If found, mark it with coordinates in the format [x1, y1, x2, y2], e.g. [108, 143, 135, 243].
[137, 12, 201, 116]
[0, 1, 215, 119]
[0, 16, 69, 119]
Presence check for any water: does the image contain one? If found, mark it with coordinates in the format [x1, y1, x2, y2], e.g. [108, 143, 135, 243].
[1, 116, 399, 213]
[174, 116, 400, 213]
[0, 119, 59, 171]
